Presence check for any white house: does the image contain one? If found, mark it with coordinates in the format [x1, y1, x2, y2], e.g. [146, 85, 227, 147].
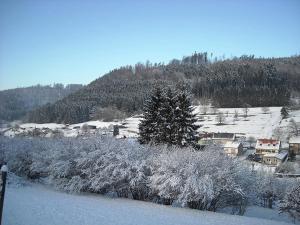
[255, 139, 281, 156]
[223, 141, 243, 157]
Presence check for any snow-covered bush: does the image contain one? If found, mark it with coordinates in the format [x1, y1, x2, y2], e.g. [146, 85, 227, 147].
[0, 135, 296, 214]
[280, 183, 300, 221]
[151, 145, 249, 212]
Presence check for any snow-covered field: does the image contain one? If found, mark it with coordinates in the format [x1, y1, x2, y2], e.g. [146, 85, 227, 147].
[2, 106, 300, 141]
[3, 181, 295, 225]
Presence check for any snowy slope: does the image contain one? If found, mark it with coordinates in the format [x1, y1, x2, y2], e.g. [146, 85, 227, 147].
[4, 107, 300, 140]
[3, 183, 294, 225]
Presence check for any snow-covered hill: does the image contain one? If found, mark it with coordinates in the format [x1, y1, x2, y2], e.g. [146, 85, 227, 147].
[3, 182, 294, 225]
[3, 106, 300, 141]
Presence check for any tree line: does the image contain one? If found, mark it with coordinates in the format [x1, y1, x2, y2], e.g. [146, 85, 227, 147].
[0, 84, 83, 123]
[26, 53, 300, 124]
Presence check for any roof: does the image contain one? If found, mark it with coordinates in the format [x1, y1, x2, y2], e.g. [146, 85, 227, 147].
[224, 141, 242, 148]
[263, 151, 288, 160]
[276, 151, 288, 160]
[212, 133, 235, 140]
[290, 136, 300, 144]
[255, 139, 280, 150]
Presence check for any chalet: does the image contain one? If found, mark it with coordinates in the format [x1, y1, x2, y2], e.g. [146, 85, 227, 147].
[255, 139, 281, 156]
[262, 151, 288, 166]
[289, 136, 300, 155]
[223, 141, 243, 157]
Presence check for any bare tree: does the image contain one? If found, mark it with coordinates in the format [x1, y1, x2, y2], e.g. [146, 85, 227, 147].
[273, 127, 283, 141]
[81, 123, 89, 133]
[289, 119, 299, 136]
[233, 110, 239, 123]
[242, 104, 251, 119]
[247, 136, 256, 148]
[216, 111, 225, 125]
[211, 107, 218, 115]
[200, 105, 209, 115]
[261, 107, 270, 114]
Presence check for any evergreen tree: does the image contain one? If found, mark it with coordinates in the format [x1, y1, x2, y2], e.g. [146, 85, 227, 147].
[174, 90, 199, 147]
[138, 87, 164, 144]
[281, 107, 289, 119]
[160, 87, 177, 145]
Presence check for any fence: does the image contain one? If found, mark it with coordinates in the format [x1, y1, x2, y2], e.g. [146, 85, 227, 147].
[0, 165, 7, 225]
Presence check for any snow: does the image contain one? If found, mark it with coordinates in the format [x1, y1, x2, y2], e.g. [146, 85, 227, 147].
[276, 151, 289, 160]
[195, 107, 283, 139]
[290, 136, 300, 144]
[224, 141, 241, 148]
[20, 123, 66, 130]
[3, 183, 294, 225]
[3, 106, 300, 141]
[1, 165, 8, 172]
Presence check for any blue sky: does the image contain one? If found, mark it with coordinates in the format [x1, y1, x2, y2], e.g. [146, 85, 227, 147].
[0, 0, 299, 90]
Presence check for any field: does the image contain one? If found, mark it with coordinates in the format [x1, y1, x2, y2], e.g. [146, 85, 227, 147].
[3, 106, 300, 142]
[3, 176, 295, 225]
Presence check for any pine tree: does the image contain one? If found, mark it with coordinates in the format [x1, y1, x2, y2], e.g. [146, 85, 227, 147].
[138, 87, 164, 144]
[281, 107, 288, 119]
[160, 87, 177, 145]
[174, 90, 199, 147]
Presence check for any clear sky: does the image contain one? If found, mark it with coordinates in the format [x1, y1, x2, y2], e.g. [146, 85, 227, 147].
[0, 0, 299, 90]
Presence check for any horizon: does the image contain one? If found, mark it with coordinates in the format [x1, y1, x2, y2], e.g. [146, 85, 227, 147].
[1, 0, 300, 90]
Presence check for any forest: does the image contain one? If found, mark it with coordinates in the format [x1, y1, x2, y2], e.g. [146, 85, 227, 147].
[24, 53, 300, 124]
[0, 84, 83, 123]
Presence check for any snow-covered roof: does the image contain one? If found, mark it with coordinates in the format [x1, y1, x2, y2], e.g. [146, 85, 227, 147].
[255, 139, 280, 150]
[212, 133, 235, 140]
[263, 151, 288, 160]
[275, 151, 288, 160]
[289, 136, 300, 144]
[224, 141, 242, 148]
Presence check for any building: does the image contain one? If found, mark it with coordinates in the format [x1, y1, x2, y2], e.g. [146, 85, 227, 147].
[262, 151, 288, 166]
[255, 139, 281, 156]
[211, 132, 236, 145]
[223, 141, 243, 157]
[197, 132, 236, 148]
[289, 136, 300, 155]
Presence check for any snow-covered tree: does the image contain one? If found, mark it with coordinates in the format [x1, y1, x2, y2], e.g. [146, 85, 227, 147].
[139, 87, 199, 147]
[280, 184, 300, 221]
[216, 111, 225, 124]
[289, 119, 299, 137]
[160, 87, 177, 145]
[281, 107, 289, 119]
[138, 87, 164, 144]
[174, 90, 199, 147]
[261, 107, 270, 114]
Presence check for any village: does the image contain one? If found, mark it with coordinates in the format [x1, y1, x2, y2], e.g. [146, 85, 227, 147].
[0, 106, 299, 174]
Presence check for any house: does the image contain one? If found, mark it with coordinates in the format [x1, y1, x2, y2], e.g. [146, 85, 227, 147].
[255, 139, 281, 156]
[211, 132, 236, 145]
[224, 141, 243, 157]
[262, 151, 288, 166]
[289, 136, 300, 155]
[197, 132, 236, 149]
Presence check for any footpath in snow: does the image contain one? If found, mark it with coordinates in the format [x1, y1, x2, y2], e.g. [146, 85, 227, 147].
[3, 182, 294, 225]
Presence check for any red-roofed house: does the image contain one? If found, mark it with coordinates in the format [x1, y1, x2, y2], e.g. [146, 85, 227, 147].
[255, 139, 281, 156]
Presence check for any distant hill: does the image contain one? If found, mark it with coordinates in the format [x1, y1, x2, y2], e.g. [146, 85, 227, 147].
[27, 53, 300, 124]
[0, 84, 83, 122]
